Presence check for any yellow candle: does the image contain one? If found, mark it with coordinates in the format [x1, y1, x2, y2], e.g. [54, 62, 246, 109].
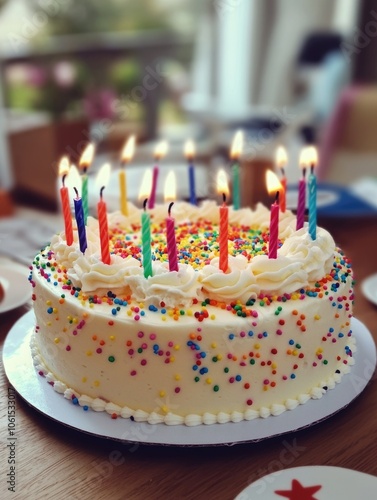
[119, 135, 136, 216]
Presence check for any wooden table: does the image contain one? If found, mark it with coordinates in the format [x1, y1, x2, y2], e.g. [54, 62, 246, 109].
[1, 216, 377, 500]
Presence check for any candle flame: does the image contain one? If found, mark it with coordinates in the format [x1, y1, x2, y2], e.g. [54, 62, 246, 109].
[66, 164, 82, 197]
[216, 169, 229, 196]
[230, 130, 243, 160]
[276, 146, 288, 169]
[95, 163, 111, 191]
[266, 169, 283, 195]
[121, 135, 136, 163]
[306, 145, 318, 168]
[184, 139, 195, 160]
[139, 169, 153, 200]
[299, 146, 312, 169]
[79, 143, 95, 170]
[154, 140, 168, 161]
[164, 170, 176, 202]
[58, 156, 70, 177]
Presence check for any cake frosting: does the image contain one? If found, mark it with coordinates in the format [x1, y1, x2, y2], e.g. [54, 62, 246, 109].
[29, 201, 355, 425]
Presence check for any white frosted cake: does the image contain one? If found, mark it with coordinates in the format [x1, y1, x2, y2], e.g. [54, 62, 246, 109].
[29, 201, 355, 425]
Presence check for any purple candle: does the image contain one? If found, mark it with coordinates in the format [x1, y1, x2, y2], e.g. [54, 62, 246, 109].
[148, 140, 168, 209]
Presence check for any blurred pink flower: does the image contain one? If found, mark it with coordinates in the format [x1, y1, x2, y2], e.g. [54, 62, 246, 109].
[83, 89, 117, 120]
[53, 61, 77, 88]
[26, 65, 47, 87]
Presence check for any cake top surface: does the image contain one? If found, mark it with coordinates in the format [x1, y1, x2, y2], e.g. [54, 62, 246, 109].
[31, 201, 353, 315]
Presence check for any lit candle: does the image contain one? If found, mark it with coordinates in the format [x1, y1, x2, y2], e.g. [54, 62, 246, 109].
[266, 170, 283, 259]
[184, 139, 196, 205]
[276, 145, 288, 213]
[217, 169, 229, 272]
[79, 143, 95, 224]
[148, 140, 168, 209]
[164, 170, 178, 272]
[230, 130, 243, 210]
[119, 135, 135, 216]
[96, 163, 111, 265]
[307, 145, 318, 240]
[141, 199, 153, 278]
[58, 156, 73, 246]
[296, 148, 308, 231]
[74, 190, 87, 253]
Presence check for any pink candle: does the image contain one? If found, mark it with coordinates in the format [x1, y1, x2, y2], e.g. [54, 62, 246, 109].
[268, 192, 279, 259]
[166, 202, 178, 272]
[98, 187, 110, 265]
[148, 166, 159, 209]
[219, 194, 229, 272]
[296, 169, 306, 230]
[60, 176, 73, 246]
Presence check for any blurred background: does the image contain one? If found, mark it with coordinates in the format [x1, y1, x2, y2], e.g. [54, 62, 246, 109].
[1, 0, 377, 235]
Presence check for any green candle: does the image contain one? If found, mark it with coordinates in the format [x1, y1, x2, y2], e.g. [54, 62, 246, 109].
[82, 171, 88, 224]
[79, 143, 95, 224]
[232, 162, 240, 210]
[230, 130, 243, 210]
[142, 199, 153, 278]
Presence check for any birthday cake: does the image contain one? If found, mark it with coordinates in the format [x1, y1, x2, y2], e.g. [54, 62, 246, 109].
[29, 201, 355, 425]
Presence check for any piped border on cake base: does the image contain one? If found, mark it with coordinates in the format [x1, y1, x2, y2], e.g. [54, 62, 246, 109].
[30, 333, 356, 426]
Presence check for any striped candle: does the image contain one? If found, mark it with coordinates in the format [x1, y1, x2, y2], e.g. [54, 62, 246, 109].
[268, 194, 279, 259]
[142, 199, 153, 278]
[97, 187, 110, 264]
[60, 180, 73, 246]
[79, 143, 95, 224]
[219, 193, 229, 272]
[307, 146, 318, 240]
[166, 202, 178, 272]
[266, 170, 283, 259]
[296, 170, 306, 230]
[276, 146, 288, 213]
[58, 157, 73, 246]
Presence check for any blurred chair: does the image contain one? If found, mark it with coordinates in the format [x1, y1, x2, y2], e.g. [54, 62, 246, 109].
[318, 85, 377, 185]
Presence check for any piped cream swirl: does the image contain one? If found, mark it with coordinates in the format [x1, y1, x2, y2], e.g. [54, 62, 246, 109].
[48, 202, 336, 306]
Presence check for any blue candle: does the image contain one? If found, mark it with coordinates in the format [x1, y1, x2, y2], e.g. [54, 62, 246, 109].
[308, 167, 317, 240]
[74, 188, 87, 253]
[307, 146, 318, 240]
[185, 139, 196, 205]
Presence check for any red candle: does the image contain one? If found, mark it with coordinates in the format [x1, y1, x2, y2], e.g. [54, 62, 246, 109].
[98, 188, 110, 265]
[166, 202, 178, 272]
[58, 157, 73, 246]
[266, 170, 283, 259]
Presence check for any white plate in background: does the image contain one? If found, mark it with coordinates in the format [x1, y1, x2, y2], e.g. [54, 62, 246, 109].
[361, 273, 377, 306]
[0, 265, 30, 314]
[235, 466, 377, 499]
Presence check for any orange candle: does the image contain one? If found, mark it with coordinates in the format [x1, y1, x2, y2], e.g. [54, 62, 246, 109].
[58, 157, 73, 246]
[217, 169, 229, 273]
[276, 146, 287, 213]
[96, 163, 111, 265]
